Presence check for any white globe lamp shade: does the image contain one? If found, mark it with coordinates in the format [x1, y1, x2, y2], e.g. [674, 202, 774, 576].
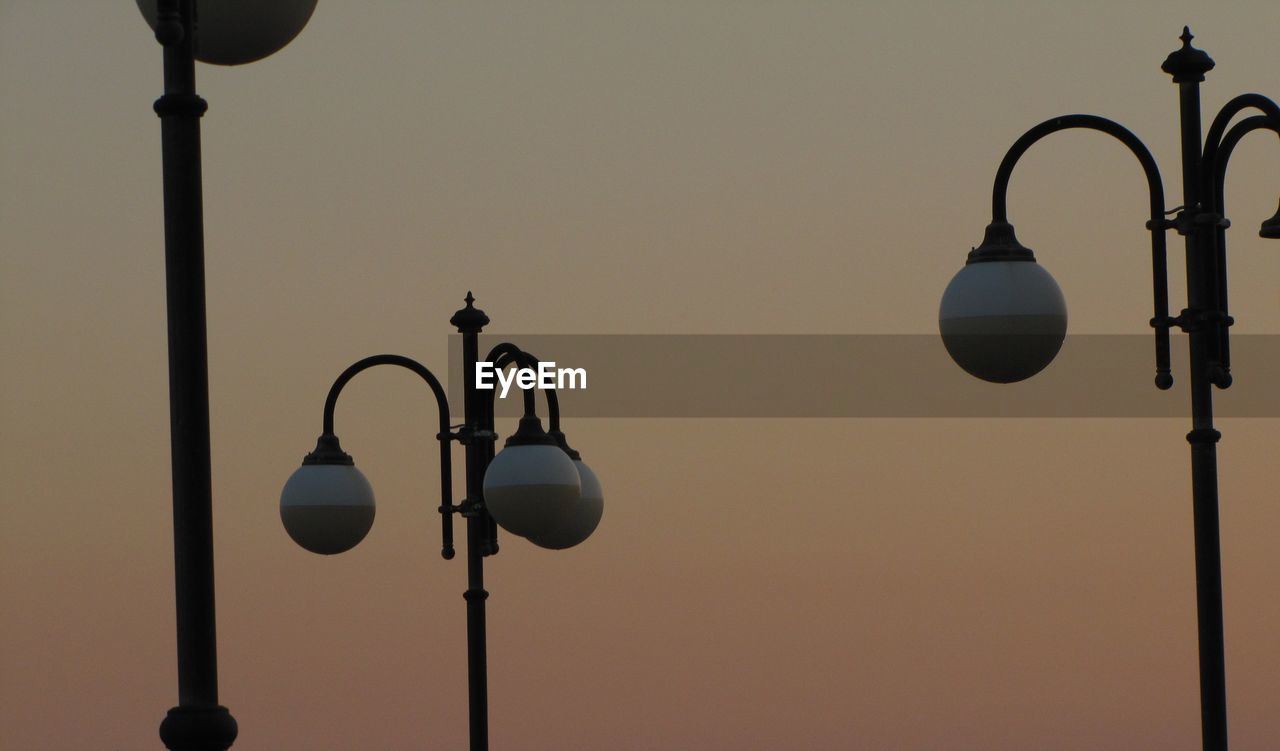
[483, 418, 581, 539]
[939, 223, 1067, 383]
[527, 458, 603, 550]
[280, 436, 375, 555]
[137, 0, 318, 65]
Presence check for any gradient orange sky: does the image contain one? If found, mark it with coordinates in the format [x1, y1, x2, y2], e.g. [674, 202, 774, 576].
[3, 2, 1279, 749]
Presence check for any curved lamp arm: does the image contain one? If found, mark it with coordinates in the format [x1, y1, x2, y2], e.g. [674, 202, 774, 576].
[992, 114, 1166, 223]
[321, 354, 457, 559]
[481, 343, 541, 420]
[1203, 114, 1280, 381]
[1202, 93, 1280, 204]
[990, 114, 1174, 387]
[484, 342, 562, 432]
[1211, 114, 1280, 207]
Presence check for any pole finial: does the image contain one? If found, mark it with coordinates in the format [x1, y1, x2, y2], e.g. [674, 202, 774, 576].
[450, 290, 490, 332]
[1161, 25, 1215, 83]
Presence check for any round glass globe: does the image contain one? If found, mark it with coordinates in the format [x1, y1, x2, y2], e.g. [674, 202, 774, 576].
[280, 463, 375, 555]
[137, 0, 317, 65]
[527, 459, 603, 550]
[939, 260, 1067, 383]
[482, 445, 581, 539]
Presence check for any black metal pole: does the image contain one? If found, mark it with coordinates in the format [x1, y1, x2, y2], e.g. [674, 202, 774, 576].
[1164, 28, 1229, 751]
[151, 1, 237, 749]
[451, 294, 493, 751]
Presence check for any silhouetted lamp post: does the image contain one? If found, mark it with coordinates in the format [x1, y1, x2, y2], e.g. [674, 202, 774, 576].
[139, 1, 317, 748]
[280, 294, 603, 751]
[938, 28, 1278, 751]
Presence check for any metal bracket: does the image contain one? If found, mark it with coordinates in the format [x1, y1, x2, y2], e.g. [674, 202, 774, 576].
[1194, 211, 1231, 229]
[448, 426, 498, 445]
[1170, 308, 1233, 333]
[1171, 208, 1231, 235]
[457, 499, 485, 517]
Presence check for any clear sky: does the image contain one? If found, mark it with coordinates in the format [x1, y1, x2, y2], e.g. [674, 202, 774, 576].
[2, 1, 1279, 749]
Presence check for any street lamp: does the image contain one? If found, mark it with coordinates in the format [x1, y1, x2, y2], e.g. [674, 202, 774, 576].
[139, 2, 316, 749]
[280, 293, 603, 751]
[938, 28, 1278, 751]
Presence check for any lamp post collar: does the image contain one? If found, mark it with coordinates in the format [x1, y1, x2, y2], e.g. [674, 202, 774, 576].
[1260, 200, 1280, 239]
[450, 291, 490, 333]
[503, 415, 559, 447]
[966, 221, 1037, 264]
[302, 433, 355, 466]
[1161, 26, 1215, 83]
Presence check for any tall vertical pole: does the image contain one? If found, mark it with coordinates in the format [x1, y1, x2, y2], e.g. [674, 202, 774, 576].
[451, 293, 492, 751]
[1163, 28, 1228, 751]
[152, 1, 238, 749]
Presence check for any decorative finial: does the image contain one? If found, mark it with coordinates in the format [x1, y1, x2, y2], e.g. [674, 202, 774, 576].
[450, 290, 490, 332]
[1161, 25, 1214, 83]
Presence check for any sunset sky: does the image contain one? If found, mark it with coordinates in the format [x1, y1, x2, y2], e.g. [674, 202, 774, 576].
[2, 2, 1279, 749]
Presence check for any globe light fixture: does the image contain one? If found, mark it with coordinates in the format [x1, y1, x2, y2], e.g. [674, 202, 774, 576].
[281, 295, 600, 751]
[527, 434, 604, 550]
[482, 416, 581, 539]
[937, 28, 1279, 751]
[279, 435, 375, 555]
[137, 0, 318, 65]
[939, 222, 1068, 383]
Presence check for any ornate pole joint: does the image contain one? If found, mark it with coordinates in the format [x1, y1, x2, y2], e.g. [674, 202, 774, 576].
[1170, 207, 1230, 235]
[1173, 308, 1233, 333]
[159, 706, 238, 751]
[454, 425, 498, 446]
[1186, 427, 1222, 445]
[154, 94, 208, 119]
[1194, 211, 1230, 229]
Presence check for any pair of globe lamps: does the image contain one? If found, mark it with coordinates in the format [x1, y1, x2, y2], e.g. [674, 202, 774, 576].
[279, 405, 604, 556]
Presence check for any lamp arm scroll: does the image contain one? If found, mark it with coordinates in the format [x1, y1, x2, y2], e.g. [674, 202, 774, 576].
[484, 343, 562, 431]
[991, 114, 1175, 388]
[1201, 112, 1280, 383]
[1201, 93, 1280, 203]
[320, 354, 457, 559]
[1210, 115, 1280, 206]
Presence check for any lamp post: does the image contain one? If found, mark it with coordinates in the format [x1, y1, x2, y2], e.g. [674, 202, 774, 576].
[279, 293, 604, 751]
[140, 1, 316, 748]
[938, 28, 1278, 751]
